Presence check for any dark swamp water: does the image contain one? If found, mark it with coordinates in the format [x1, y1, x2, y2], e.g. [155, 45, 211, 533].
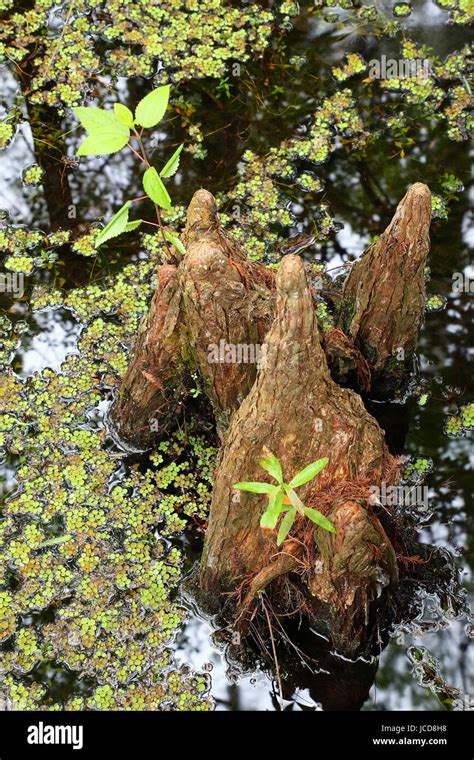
[0, 0, 472, 711]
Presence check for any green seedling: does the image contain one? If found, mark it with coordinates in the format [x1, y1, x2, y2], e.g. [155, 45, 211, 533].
[234, 451, 335, 546]
[73, 85, 184, 258]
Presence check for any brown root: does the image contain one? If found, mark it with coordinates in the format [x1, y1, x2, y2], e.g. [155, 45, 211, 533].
[113, 186, 432, 656]
[200, 255, 397, 653]
[111, 264, 185, 449]
[338, 182, 431, 397]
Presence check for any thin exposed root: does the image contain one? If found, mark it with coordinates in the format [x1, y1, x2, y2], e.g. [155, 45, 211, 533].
[397, 552, 433, 570]
[260, 594, 284, 710]
[239, 553, 300, 614]
[264, 596, 320, 672]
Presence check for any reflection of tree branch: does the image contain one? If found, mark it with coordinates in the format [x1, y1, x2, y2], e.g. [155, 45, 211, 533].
[326, 194, 364, 218]
[14, 78, 74, 229]
[330, 235, 351, 259]
[2, 0, 75, 229]
[356, 159, 391, 212]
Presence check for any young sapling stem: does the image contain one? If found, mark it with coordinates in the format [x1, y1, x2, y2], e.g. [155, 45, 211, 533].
[132, 128, 173, 261]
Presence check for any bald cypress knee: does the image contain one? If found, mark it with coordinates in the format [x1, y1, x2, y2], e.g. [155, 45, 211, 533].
[113, 184, 435, 655]
[336, 183, 431, 397]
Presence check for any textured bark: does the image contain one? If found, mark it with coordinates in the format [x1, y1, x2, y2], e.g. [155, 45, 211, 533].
[113, 185, 431, 450]
[111, 190, 274, 447]
[200, 256, 398, 652]
[113, 187, 433, 654]
[180, 190, 274, 432]
[337, 182, 431, 396]
[110, 264, 184, 449]
[310, 499, 398, 654]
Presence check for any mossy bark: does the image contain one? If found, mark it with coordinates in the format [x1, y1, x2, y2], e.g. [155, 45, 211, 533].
[114, 185, 432, 655]
[336, 182, 431, 397]
[199, 256, 398, 654]
[110, 264, 185, 449]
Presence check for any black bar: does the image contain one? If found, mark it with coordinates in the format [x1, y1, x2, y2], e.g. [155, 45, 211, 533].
[0, 710, 471, 758]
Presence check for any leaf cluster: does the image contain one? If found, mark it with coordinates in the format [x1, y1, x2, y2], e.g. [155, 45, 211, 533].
[234, 453, 335, 546]
[73, 86, 184, 252]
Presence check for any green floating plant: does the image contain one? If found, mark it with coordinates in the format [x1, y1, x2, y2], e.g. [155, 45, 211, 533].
[0, 252, 216, 710]
[73, 85, 185, 257]
[234, 451, 335, 546]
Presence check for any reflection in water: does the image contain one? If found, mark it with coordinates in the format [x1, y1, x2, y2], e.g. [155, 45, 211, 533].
[174, 603, 276, 712]
[174, 612, 378, 711]
[176, 577, 379, 711]
[14, 308, 81, 376]
[0, 0, 471, 711]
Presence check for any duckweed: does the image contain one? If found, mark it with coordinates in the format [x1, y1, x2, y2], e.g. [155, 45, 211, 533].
[220, 89, 368, 261]
[0, 119, 14, 149]
[22, 164, 44, 187]
[332, 53, 367, 82]
[431, 195, 449, 221]
[426, 294, 448, 312]
[0, 0, 470, 714]
[0, 249, 215, 710]
[444, 415, 464, 438]
[392, 3, 412, 17]
[0, 226, 66, 275]
[435, 0, 474, 24]
[0, 0, 273, 111]
[461, 402, 474, 429]
[402, 457, 433, 484]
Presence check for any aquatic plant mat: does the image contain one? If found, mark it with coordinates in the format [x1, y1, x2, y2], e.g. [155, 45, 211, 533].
[0, 0, 472, 714]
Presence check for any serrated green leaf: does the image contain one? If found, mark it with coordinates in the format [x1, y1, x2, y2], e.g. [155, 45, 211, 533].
[233, 481, 278, 494]
[304, 507, 336, 534]
[164, 230, 186, 255]
[160, 144, 184, 178]
[143, 166, 172, 210]
[76, 130, 130, 156]
[74, 106, 130, 155]
[283, 484, 306, 515]
[260, 491, 284, 530]
[114, 103, 134, 128]
[135, 85, 170, 128]
[124, 220, 142, 232]
[288, 457, 329, 488]
[277, 507, 297, 546]
[258, 452, 283, 483]
[94, 201, 131, 248]
[73, 107, 129, 135]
